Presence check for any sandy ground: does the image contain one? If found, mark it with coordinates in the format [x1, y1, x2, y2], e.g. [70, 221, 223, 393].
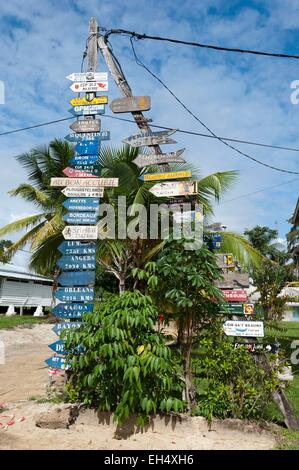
[0, 324, 277, 450]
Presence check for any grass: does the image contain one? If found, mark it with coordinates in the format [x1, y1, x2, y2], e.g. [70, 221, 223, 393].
[265, 321, 299, 339]
[0, 314, 49, 329]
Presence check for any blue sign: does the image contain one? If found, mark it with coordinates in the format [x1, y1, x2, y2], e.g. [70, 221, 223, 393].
[55, 287, 94, 303]
[70, 154, 99, 166]
[69, 106, 105, 117]
[65, 130, 110, 142]
[58, 270, 96, 287]
[48, 340, 66, 354]
[52, 322, 82, 336]
[58, 241, 96, 256]
[52, 302, 93, 318]
[45, 355, 70, 370]
[63, 212, 97, 225]
[75, 140, 101, 155]
[57, 255, 96, 270]
[63, 198, 100, 212]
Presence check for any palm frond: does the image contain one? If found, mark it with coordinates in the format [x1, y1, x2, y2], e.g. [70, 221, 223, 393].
[31, 213, 64, 248]
[197, 171, 238, 202]
[3, 222, 45, 258]
[0, 214, 45, 237]
[220, 231, 264, 268]
[9, 184, 51, 209]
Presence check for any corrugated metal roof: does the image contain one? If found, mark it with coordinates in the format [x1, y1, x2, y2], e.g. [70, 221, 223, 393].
[0, 263, 52, 283]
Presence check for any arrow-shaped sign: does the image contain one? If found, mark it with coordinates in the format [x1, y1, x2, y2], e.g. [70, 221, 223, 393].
[139, 170, 191, 182]
[71, 165, 101, 176]
[149, 181, 198, 198]
[61, 187, 104, 198]
[55, 287, 94, 302]
[45, 356, 70, 370]
[110, 96, 151, 113]
[70, 155, 99, 166]
[62, 225, 98, 240]
[63, 198, 100, 212]
[51, 177, 118, 187]
[58, 241, 96, 255]
[65, 130, 110, 142]
[70, 119, 101, 134]
[133, 149, 186, 168]
[57, 255, 96, 270]
[67, 72, 108, 82]
[123, 129, 177, 147]
[58, 271, 96, 287]
[70, 96, 108, 107]
[63, 167, 98, 178]
[52, 303, 93, 317]
[70, 81, 108, 93]
[52, 322, 82, 336]
[63, 212, 98, 225]
[74, 140, 100, 155]
[223, 321, 264, 338]
[48, 340, 66, 354]
[69, 105, 105, 116]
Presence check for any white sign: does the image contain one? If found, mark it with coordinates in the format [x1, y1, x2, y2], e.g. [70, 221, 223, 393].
[51, 177, 118, 188]
[66, 72, 108, 82]
[62, 225, 98, 240]
[70, 81, 108, 93]
[223, 321, 264, 338]
[149, 181, 197, 198]
[62, 187, 104, 198]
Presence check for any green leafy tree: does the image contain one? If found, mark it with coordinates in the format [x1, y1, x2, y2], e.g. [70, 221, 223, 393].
[63, 291, 185, 426]
[244, 225, 289, 264]
[0, 239, 13, 263]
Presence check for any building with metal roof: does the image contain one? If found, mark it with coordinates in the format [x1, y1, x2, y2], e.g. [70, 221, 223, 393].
[287, 197, 299, 278]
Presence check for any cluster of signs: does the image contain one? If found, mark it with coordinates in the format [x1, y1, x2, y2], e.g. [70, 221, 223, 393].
[46, 69, 119, 371]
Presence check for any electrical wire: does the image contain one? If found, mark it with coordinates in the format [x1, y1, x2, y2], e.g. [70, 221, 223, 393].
[104, 29, 299, 60]
[129, 37, 299, 175]
[0, 117, 73, 137]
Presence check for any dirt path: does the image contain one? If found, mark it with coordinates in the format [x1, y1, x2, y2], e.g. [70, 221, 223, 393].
[0, 325, 277, 450]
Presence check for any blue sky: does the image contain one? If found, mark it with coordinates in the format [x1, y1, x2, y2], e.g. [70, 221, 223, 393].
[0, 0, 299, 266]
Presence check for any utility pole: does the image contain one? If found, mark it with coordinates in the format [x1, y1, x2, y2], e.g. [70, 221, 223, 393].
[85, 17, 99, 108]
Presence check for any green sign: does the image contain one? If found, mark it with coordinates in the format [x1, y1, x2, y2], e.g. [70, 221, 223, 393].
[220, 303, 254, 316]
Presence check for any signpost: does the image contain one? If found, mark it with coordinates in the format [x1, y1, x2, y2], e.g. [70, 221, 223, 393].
[52, 303, 93, 317]
[110, 96, 151, 113]
[70, 119, 101, 133]
[70, 96, 108, 106]
[57, 255, 96, 270]
[75, 140, 100, 155]
[123, 129, 177, 147]
[55, 287, 94, 302]
[139, 170, 191, 182]
[58, 241, 96, 255]
[223, 321, 264, 337]
[133, 149, 185, 168]
[222, 289, 248, 302]
[70, 155, 99, 166]
[61, 187, 104, 198]
[63, 212, 98, 225]
[63, 198, 100, 212]
[62, 225, 98, 240]
[70, 81, 108, 92]
[45, 356, 70, 370]
[67, 72, 108, 82]
[63, 167, 98, 178]
[58, 271, 96, 286]
[71, 165, 101, 176]
[65, 130, 110, 142]
[234, 342, 279, 353]
[149, 181, 198, 198]
[52, 322, 82, 335]
[69, 105, 105, 116]
[48, 340, 67, 354]
[51, 177, 118, 187]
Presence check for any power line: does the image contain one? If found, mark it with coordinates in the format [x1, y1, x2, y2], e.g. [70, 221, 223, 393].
[0, 117, 73, 137]
[129, 37, 299, 175]
[104, 29, 299, 60]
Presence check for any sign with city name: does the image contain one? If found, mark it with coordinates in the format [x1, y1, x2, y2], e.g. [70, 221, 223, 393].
[55, 287, 94, 302]
[61, 187, 104, 198]
[70, 96, 108, 107]
[65, 130, 110, 142]
[222, 289, 248, 302]
[63, 167, 98, 178]
[51, 177, 118, 187]
[48, 340, 66, 354]
[58, 271, 96, 287]
[71, 165, 101, 176]
[67, 72, 108, 82]
[45, 356, 70, 370]
[149, 181, 198, 198]
[63, 198, 100, 212]
[133, 149, 185, 168]
[70, 81, 108, 93]
[70, 155, 99, 166]
[70, 119, 101, 133]
[75, 140, 100, 155]
[220, 303, 255, 316]
[52, 322, 82, 335]
[62, 225, 98, 240]
[123, 129, 177, 147]
[140, 170, 191, 182]
[52, 303, 93, 317]
[69, 105, 105, 116]
[223, 321, 264, 337]
[63, 212, 98, 225]
[57, 254, 96, 270]
[110, 96, 151, 113]
[58, 241, 96, 256]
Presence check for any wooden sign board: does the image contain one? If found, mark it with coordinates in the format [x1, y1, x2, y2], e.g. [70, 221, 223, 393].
[149, 181, 198, 198]
[70, 119, 101, 133]
[70, 96, 108, 107]
[51, 177, 118, 187]
[222, 289, 248, 302]
[140, 170, 191, 182]
[123, 129, 177, 147]
[110, 96, 151, 113]
[70, 81, 108, 93]
[133, 149, 185, 168]
[61, 187, 104, 198]
[67, 72, 108, 82]
[223, 321, 264, 338]
[215, 273, 250, 289]
[62, 225, 98, 240]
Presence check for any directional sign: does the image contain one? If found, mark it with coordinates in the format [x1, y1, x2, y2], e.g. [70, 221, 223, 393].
[216, 254, 235, 269]
[51, 177, 118, 187]
[123, 129, 177, 147]
[52, 303, 93, 317]
[55, 287, 94, 302]
[220, 303, 255, 316]
[140, 170, 191, 182]
[62, 225, 98, 240]
[65, 130, 110, 142]
[149, 181, 198, 198]
[75, 140, 100, 155]
[57, 255, 96, 270]
[222, 289, 248, 302]
[62, 187, 104, 198]
[234, 342, 279, 353]
[70, 119, 101, 133]
[63, 198, 99, 212]
[48, 340, 66, 354]
[58, 271, 96, 287]
[63, 167, 98, 178]
[67, 72, 108, 82]
[70, 96, 108, 107]
[70, 155, 99, 166]
[223, 321, 264, 337]
[69, 105, 105, 116]
[215, 273, 250, 289]
[110, 96, 150, 113]
[63, 212, 97, 225]
[45, 356, 70, 370]
[58, 241, 96, 255]
[133, 149, 185, 168]
[72, 165, 101, 176]
[52, 322, 82, 335]
[70, 81, 108, 93]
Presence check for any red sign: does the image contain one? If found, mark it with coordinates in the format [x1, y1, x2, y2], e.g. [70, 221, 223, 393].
[63, 167, 97, 178]
[222, 289, 248, 302]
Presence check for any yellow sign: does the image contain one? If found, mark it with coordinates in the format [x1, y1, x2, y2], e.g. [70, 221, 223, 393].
[142, 170, 191, 182]
[70, 96, 108, 106]
[226, 255, 234, 266]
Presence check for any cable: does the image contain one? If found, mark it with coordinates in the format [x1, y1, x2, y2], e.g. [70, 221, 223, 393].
[104, 29, 299, 60]
[129, 37, 299, 175]
[0, 117, 73, 137]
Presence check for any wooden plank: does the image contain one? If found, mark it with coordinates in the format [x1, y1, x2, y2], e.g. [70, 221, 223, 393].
[110, 96, 151, 113]
[70, 119, 101, 133]
[51, 177, 118, 187]
[215, 273, 249, 289]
